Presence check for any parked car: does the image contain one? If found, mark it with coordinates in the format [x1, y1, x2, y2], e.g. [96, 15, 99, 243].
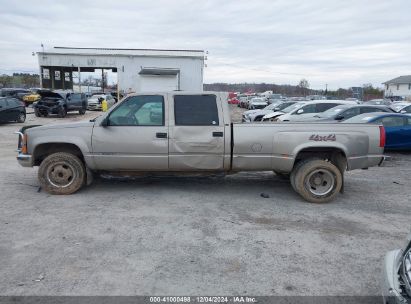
[263, 100, 356, 122]
[248, 97, 267, 109]
[228, 98, 239, 104]
[391, 103, 411, 113]
[22, 89, 42, 106]
[238, 96, 249, 108]
[0, 88, 31, 101]
[110, 91, 124, 103]
[34, 91, 87, 117]
[381, 232, 411, 304]
[343, 113, 411, 150]
[0, 97, 26, 123]
[242, 101, 296, 122]
[299, 105, 394, 122]
[87, 94, 116, 110]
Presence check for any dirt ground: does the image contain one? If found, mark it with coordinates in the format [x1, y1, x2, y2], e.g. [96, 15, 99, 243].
[0, 105, 410, 296]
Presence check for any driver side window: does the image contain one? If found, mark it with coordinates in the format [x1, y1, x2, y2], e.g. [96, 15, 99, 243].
[108, 95, 164, 126]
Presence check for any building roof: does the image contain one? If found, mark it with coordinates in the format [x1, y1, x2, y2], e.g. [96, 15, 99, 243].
[383, 75, 411, 84]
[38, 46, 205, 59]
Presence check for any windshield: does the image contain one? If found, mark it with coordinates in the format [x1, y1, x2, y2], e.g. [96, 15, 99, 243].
[318, 106, 349, 118]
[276, 102, 295, 111]
[281, 102, 305, 113]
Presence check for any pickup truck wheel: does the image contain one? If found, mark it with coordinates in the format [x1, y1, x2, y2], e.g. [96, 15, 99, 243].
[79, 108, 86, 115]
[38, 152, 85, 195]
[293, 159, 342, 204]
[58, 107, 67, 118]
[34, 109, 41, 117]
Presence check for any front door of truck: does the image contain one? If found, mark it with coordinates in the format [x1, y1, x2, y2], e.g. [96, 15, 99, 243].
[91, 95, 169, 170]
[168, 94, 225, 171]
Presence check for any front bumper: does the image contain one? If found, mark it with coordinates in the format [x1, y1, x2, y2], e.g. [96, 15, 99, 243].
[35, 104, 61, 114]
[87, 103, 102, 110]
[17, 153, 33, 167]
[382, 249, 409, 304]
[242, 115, 251, 123]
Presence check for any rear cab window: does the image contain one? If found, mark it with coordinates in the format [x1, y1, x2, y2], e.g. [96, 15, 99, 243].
[174, 95, 219, 126]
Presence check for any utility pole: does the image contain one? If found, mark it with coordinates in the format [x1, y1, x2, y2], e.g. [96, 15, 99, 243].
[101, 69, 104, 93]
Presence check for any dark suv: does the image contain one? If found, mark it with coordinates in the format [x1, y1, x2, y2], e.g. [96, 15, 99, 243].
[34, 91, 87, 118]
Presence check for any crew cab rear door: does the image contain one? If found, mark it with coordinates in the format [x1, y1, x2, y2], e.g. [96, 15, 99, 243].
[168, 94, 225, 171]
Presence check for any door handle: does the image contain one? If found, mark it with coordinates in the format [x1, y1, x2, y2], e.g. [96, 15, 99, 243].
[212, 132, 224, 137]
[156, 132, 167, 139]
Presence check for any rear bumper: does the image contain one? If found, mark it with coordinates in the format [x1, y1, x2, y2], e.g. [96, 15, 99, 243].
[347, 155, 385, 170]
[17, 153, 33, 167]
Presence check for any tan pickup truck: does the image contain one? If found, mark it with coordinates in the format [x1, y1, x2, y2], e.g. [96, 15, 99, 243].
[16, 92, 385, 203]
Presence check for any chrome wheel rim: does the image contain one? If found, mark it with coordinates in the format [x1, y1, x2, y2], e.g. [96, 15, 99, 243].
[304, 169, 335, 196]
[46, 162, 76, 188]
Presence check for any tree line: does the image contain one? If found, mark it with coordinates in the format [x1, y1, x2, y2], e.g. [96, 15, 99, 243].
[0, 73, 40, 88]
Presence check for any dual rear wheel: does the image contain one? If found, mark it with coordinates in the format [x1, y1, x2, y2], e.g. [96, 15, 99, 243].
[290, 159, 342, 204]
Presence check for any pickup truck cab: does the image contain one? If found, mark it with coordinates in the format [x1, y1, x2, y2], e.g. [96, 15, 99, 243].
[16, 92, 386, 203]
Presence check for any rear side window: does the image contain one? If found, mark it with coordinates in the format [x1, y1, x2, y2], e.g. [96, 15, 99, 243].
[361, 107, 384, 114]
[341, 107, 360, 119]
[174, 95, 219, 126]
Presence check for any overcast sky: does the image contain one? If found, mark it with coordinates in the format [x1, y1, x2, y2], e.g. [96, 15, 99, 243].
[0, 0, 410, 89]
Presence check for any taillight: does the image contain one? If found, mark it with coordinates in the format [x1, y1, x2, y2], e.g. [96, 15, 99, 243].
[21, 134, 28, 154]
[379, 126, 386, 148]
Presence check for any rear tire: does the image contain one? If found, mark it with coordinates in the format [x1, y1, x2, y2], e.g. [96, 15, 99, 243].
[38, 152, 85, 195]
[292, 159, 342, 204]
[17, 112, 26, 123]
[34, 109, 41, 117]
[79, 108, 86, 115]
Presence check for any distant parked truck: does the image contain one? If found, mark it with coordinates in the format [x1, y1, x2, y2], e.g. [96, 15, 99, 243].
[34, 91, 87, 117]
[16, 92, 385, 204]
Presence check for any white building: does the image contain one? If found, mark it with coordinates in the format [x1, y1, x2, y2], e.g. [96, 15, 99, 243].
[37, 47, 205, 93]
[383, 75, 411, 99]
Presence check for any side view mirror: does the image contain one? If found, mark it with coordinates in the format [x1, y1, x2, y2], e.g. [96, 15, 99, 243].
[296, 109, 304, 114]
[335, 115, 344, 121]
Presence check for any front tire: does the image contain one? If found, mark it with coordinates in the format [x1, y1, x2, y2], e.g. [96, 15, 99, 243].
[292, 159, 342, 204]
[34, 109, 41, 117]
[38, 152, 85, 195]
[58, 107, 67, 118]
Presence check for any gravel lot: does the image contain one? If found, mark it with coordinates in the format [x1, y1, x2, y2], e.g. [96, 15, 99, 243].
[0, 106, 410, 296]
